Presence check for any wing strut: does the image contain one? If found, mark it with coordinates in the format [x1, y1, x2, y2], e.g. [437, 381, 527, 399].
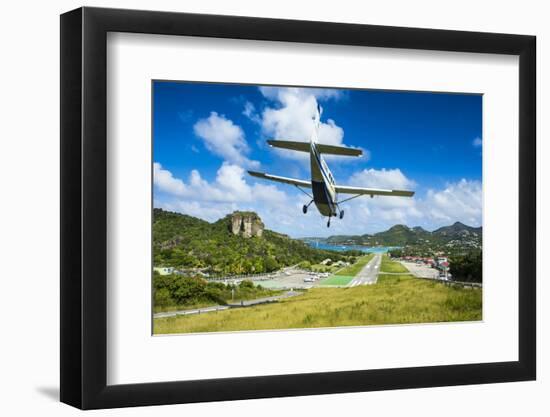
[295, 184, 313, 199]
[337, 194, 364, 204]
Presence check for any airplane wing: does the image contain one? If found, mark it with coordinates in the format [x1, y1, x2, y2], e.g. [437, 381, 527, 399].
[334, 184, 414, 197]
[248, 171, 312, 188]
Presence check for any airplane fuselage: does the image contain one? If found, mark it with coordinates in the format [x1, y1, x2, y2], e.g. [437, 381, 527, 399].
[310, 141, 338, 217]
[247, 104, 412, 227]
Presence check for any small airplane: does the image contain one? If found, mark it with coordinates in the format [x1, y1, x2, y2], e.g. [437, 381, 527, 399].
[248, 105, 415, 227]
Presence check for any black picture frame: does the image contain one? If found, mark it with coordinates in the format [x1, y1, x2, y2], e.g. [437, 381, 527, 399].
[60, 6, 536, 410]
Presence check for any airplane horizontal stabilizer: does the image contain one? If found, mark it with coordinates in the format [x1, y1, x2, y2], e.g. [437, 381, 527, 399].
[267, 140, 310, 153]
[248, 171, 312, 188]
[316, 144, 362, 157]
[267, 140, 362, 157]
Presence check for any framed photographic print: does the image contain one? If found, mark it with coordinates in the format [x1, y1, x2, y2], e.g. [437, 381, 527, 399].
[60, 6, 536, 409]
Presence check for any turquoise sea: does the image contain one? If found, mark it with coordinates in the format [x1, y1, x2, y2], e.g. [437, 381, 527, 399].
[305, 241, 401, 253]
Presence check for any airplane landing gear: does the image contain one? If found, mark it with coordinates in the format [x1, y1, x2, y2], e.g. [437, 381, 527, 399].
[327, 217, 331, 228]
[339, 210, 344, 219]
[303, 199, 314, 214]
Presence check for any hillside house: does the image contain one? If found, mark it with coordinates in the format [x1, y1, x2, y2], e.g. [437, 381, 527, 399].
[153, 266, 174, 275]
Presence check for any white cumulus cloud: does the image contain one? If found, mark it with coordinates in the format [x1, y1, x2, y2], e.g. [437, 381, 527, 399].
[324, 169, 480, 234]
[193, 112, 259, 168]
[155, 164, 482, 235]
[242, 101, 261, 124]
[153, 162, 187, 196]
[155, 160, 482, 236]
[256, 87, 355, 161]
[154, 162, 295, 227]
[349, 168, 416, 190]
[259, 86, 344, 102]
[154, 162, 287, 205]
[424, 179, 482, 226]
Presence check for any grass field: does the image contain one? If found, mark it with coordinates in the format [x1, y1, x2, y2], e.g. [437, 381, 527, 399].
[153, 274, 482, 334]
[380, 254, 410, 273]
[319, 275, 355, 286]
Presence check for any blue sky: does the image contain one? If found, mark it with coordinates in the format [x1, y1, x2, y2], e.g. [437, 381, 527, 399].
[153, 81, 482, 237]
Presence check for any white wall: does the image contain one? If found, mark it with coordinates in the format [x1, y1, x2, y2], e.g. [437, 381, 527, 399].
[0, 0, 546, 415]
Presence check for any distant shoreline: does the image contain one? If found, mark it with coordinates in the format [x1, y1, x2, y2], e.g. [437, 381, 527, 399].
[304, 240, 401, 253]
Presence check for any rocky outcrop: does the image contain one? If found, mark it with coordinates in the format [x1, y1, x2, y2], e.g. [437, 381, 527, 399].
[229, 212, 264, 238]
[160, 236, 184, 250]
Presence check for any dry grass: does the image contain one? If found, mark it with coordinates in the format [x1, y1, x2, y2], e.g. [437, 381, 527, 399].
[154, 274, 482, 334]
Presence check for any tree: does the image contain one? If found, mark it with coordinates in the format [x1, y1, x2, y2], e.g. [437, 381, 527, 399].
[449, 251, 482, 283]
[389, 249, 403, 258]
[264, 256, 280, 272]
[239, 280, 255, 289]
[298, 261, 312, 270]
[154, 288, 173, 307]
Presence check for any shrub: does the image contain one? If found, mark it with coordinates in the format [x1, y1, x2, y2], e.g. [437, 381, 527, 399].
[298, 261, 312, 270]
[239, 280, 255, 289]
[154, 287, 174, 307]
[450, 251, 482, 283]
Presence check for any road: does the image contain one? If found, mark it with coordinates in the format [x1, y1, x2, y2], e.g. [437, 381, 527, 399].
[348, 253, 382, 287]
[251, 270, 318, 290]
[153, 290, 303, 319]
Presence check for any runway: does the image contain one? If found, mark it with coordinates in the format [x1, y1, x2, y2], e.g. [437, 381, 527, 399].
[348, 253, 382, 287]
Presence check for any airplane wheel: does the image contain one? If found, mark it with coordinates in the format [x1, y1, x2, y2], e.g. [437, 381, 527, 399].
[302, 205, 308, 214]
[327, 218, 331, 228]
[339, 210, 344, 219]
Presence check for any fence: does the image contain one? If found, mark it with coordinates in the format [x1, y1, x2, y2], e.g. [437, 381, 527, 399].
[204, 272, 277, 282]
[413, 275, 482, 289]
[200, 264, 304, 283]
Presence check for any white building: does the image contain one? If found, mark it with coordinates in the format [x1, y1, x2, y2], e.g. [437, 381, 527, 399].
[153, 266, 174, 275]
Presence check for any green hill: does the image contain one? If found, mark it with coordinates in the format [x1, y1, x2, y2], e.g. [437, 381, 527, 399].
[325, 222, 481, 249]
[433, 222, 482, 239]
[153, 209, 350, 275]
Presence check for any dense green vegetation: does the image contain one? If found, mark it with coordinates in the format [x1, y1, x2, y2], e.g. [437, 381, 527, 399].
[450, 251, 482, 283]
[154, 274, 482, 334]
[380, 254, 410, 273]
[153, 273, 280, 313]
[153, 209, 351, 275]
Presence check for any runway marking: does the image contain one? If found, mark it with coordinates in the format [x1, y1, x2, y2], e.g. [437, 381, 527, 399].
[346, 254, 382, 287]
